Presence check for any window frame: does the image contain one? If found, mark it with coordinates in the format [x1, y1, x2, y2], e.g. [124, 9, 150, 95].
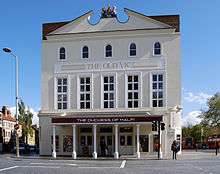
[129, 43, 137, 57]
[105, 44, 113, 58]
[59, 47, 66, 61]
[82, 45, 89, 59]
[153, 42, 162, 56]
[79, 76, 92, 109]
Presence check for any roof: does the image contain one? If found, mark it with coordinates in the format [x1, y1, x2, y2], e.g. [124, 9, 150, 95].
[42, 9, 180, 40]
[0, 114, 16, 122]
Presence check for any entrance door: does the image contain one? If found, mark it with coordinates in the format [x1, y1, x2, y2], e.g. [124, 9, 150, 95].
[80, 135, 92, 156]
[99, 135, 113, 157]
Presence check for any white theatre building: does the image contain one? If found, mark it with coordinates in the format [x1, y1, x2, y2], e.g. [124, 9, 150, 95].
[39, 7, 182, 159]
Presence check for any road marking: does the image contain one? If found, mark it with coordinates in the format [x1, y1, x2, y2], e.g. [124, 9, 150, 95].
[77, 167, 119, 169]
[30, 162, 76, 166]
[120, 160, 126, 168]
[20, 166, 60, 169]
[0, 166, 18, 172]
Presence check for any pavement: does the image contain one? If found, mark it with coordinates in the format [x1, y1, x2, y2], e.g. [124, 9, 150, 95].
[0, 150, 219, 174]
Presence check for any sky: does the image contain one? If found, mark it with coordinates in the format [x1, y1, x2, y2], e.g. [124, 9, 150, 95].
[0, 0, 219, 125]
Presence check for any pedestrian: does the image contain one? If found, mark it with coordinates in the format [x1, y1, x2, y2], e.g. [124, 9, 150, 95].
[171, 140, 177, 160]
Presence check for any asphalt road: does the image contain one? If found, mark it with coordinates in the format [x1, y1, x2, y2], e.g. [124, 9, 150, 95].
[0, 152, 219, 174]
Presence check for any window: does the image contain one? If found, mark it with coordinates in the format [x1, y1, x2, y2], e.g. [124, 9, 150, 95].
[80, 77, 91, 109]
[120, 135, 133, 146]
[57, 78, 68, 110]
[105, 45, 112, 57]
[154, 42, 161, 55]
[129, 43, 136, 56]
[59, 47, 66, 60]
[127, 75, 139, 108]
[103, 76, 115, 108]
[63, 136, 72, 152]
[152, 74, 164, 107]
[82, 46, 89, 58]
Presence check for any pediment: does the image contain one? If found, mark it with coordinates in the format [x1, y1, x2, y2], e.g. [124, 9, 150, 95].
[45, 8, 178, 37]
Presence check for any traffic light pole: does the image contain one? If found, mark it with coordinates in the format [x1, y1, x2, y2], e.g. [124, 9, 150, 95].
[158, 121, 161, 159]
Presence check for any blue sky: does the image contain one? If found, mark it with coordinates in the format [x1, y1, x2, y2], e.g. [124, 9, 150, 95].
[0, 0, 219, 125]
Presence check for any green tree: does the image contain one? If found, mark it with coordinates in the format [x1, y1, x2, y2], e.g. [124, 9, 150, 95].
[18, 100, 33, 144]
[200, 93, 220, 134]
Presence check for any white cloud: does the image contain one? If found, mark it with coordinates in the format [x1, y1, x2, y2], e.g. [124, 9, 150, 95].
[9, 106, 39, 125]
[184, 92, 212, 105]
[182, 110, 202, 127]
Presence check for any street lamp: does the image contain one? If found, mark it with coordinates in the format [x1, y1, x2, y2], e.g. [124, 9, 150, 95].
[2, 47, 20, 157]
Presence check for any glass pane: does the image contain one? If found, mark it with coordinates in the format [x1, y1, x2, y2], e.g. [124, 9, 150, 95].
[127, 136, 132, 146]
[158, 75, 163, 81]
[153, 100, 157, 107]
[134, 76, 138, 82]
[87, 136, 92, 146]
[63, 86, 67, 92]
[104, 93, 108, 100]
[153, 92, 157, 99]
[153, 83, 157, 89]
[128, 101, 132, 108]
[81, 136, 86, 146]
[86, 94, 90, 100]
[57, 79, 62, 85]
[128, 76, 132, 82]
[120, 136, 125, 146]
[63, 94, 67, 101]
[104, 84, 108, 91]
[109, 93, 114, 100]
[107, 136, 112, 146]
[159, 91, 163, 98]
[80, 78, 84, 84]
[153, 75, 157, 82]
[80, 102, 85, 109]
[80, 94, 84, 100]
[134, 92, 138, 99]
[104, 77, 108, 83]
[63, 78, 67, 85]
[63, 103, 67, 109]
[57, 86, 62, 93]
[128, 92, 132, 99]
[110, 101, 114, 108]
[134, 83, 138, 90]
[159, 83, 163, 89]
[86, 85, 90, 91]
[110, 84, 114, 91]
[130, 50, 136, 56]
[104, 101, 108, 108]
[80, 85, 84, 92]
[110, 76, 114, 83]
[83, 53, 88, 58]
[86, 77, 90, 84]
[159, 100, 163, 107]
[57, 95, 62, 101]
[86, 102, 90, 109]
[58, 103, 62, 109]
[128, 84, 132, 90]
[134, 101, 138, 108]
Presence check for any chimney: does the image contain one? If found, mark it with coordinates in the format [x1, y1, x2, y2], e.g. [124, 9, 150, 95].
[2, 106, 7, 117]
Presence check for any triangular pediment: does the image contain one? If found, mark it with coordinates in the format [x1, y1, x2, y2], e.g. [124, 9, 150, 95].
[45, 8, 177, 37]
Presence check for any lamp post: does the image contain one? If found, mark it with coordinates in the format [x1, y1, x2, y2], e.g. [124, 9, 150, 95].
[2, 47, 20, 157]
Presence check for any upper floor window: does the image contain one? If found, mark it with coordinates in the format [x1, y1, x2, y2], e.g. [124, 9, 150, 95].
[154, 42, 161, 55]
[129, 43, 136, 56]
[82, 46, 89, 58]
[103, 76, 115, 108]
[59, 47, 66, 60]
[127, 75, 139, 108]
[80, 77, 91, 109]
[57, 78, 68, 110]
[152, 74, 164, 107]
[105, 45, 112, 57]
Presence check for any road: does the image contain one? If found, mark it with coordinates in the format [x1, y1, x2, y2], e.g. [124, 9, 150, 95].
[0, 152, 219, 174]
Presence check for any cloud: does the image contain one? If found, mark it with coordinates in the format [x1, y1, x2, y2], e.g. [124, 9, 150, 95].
[182, 110, 202, 127]
[184, 92, 212, 105]
[9, 106, 39, 125]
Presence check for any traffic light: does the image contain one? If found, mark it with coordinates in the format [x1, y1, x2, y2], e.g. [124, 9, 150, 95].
[161, 122, 165, 130]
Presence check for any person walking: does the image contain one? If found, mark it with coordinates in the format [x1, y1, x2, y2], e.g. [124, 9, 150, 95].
[171, 140, 177, 160]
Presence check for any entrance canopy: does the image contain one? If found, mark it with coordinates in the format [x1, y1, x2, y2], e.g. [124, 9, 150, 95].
[52, 114, 163, 125]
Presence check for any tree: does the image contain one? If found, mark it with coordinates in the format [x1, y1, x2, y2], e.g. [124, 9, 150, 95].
[18, 100, 33, 144]
[200, 93, 220, 131]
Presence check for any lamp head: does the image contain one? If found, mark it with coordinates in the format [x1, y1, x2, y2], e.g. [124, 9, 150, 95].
[3, 47, 12, 53]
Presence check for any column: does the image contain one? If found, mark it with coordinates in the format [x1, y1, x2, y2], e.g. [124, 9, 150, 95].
[72, 124, 77, 159]
[148, 133, 152, 154]
[93, 125, 97, 159]
[114, 125, 119, 159]
[136, 125, 140, 158]
[52, 125, 56, 158]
